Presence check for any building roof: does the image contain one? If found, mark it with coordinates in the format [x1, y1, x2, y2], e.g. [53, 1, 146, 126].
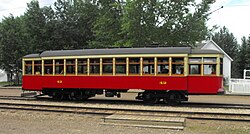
[23, 47, 222, 58]
[199, 40, 233, 61]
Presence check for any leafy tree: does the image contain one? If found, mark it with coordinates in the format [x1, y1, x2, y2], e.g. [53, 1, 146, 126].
[236, 36, 249, 78]
[0, 15, 26, 77]
[121, 0, 214, 47]
[246, 36, 250, 68]
[212, 26, 238, 58]
[90, 0, 124, 48]
[212, 26, 239, 78]
[54, 0, 98, 49]
[120, 0, 157, 47]
[24, 0, 49, 52]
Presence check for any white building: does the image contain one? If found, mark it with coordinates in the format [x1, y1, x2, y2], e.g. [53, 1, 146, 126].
[0, 69, 7, 82]
[196, 40, 233, 84]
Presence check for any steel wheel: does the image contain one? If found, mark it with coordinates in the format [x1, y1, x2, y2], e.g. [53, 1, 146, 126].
[164, 92, 180, 105]
[52, 92, 63, 101]
[143, 92, 159, 104]
[70, 90, 83, 101]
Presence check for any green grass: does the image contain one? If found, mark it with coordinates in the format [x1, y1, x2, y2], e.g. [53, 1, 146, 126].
[0, 81, 22, 86]
[223, 85, 229, 93]
[0, 81, 14, 85]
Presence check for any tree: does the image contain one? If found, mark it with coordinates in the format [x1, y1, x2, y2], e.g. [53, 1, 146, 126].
[120, 0, 214, 47]
[90, 0, 124, 48]
[54, 0, 98, 49]
[246, 36, 250, 68]
[236, 36, 249, 78]
[0, 15, 27, 82]
[212, 26, 239, 78]
[24, 0, 50, 52]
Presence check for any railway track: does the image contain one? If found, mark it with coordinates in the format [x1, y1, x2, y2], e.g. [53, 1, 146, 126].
[0, 95, 250, 110]
[0, 98, 250, 122]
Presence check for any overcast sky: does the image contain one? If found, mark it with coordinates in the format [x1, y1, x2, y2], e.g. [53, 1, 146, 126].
[0, 0, 249, 44]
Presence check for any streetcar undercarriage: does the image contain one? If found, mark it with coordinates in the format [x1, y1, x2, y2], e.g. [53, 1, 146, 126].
[40, 88, 188, 105]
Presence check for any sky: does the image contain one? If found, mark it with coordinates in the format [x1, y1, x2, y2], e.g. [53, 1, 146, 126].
[208, 0, 250, 43]
[0, 0, 250, 44]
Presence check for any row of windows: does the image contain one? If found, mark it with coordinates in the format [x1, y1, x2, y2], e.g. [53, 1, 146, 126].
[189, 57, 223, 75]
[24, 57, 222, 76]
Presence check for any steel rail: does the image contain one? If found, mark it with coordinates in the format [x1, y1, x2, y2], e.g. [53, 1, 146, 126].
[0, 96, 250, 110]
[0, 102, 250, 122]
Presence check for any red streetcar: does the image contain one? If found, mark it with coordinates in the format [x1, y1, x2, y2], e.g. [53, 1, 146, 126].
[22, 47, 224, 104]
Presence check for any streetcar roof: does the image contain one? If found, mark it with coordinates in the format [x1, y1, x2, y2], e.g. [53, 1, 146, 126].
[23, 47, 222, 58]
[23, 54, 40, 58]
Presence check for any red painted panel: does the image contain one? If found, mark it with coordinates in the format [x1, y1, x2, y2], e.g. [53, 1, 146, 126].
[23, 75, 223, 95]
[22, 76, 43, 91]
[22, 76, 187, 91]
[187, 76, 223, 94]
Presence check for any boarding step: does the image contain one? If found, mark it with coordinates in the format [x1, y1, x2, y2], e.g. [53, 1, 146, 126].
[21, 92, 37, 97]
[103, 114, 186, 130]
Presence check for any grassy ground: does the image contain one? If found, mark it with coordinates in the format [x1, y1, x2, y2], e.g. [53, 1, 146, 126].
[223, 85, 229, 93]
[0, 82, 13, 86]
[0, 82, 21, 86]
[186, 119, 250, 134]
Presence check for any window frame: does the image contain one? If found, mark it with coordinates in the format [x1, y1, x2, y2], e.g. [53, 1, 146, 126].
[65, 59, 76, 75]
[77, 58, 88, 75]
[102, 58, 113, 75]
[44, 60, 53, 75]
[24, 60, 33, 75]
[188, 58, 202, 75]
[115, 58, 127, 75]
[157, 57, 170, 76]
[54, 59, 64, 75]
[142, 57, 155, 75]
[34, 60, 42, 75]
[171, 57, 184, 76]
[203, 57, 217, 76]
[89, 58, 100, 75]
[128, 57, 141, 75]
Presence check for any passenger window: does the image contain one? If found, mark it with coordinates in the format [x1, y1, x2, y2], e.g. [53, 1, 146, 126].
[204, 65, 216, 75]
[129, 58, 140, 75]
[78, 59, 87, 75]
[115, 58, 126, 75]
[203, 58, 216, 75]
[25, 61, 32, 75]
[103, 58, 113, 74]
[143, 58, 154, 75]
[89, 58, 100, 74]
[44, 60, 53, 74]
[189, 65, 201, 74]
[172, 57, 184, 75]
[55, 59, 64, 75]
[34, 61, 41, 75]
[189, 58, 201, 75]
[66, 59, 75, 74]
[157, 57, 169, 75]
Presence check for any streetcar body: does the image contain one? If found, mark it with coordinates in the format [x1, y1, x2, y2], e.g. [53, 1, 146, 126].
[23, 76, 222, 94]
[22, 47, 224, 103]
